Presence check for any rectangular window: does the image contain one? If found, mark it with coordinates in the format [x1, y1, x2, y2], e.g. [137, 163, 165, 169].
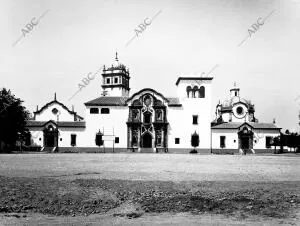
[175, 138, 180, 144]
[71, 134, 76, 146]
[144, 113, 151, 123]
[101, 108, 110, 114]
[220, 136, 226, 148]
[115, 137, 119, 143]
[106, 78, 110, 84]
[114, 77, 118, 83]
[156, 136, 162, 146]
[266, 136, 272, 148]
[90, 108, 99, 114]
[192, 115, 198, 125]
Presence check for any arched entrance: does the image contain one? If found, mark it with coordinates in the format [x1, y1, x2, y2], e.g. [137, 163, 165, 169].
[142, 133, 152, 148]
[43, 125, 58, 147]
[238, 126, 253, 150]
[127, 91, 169, 152]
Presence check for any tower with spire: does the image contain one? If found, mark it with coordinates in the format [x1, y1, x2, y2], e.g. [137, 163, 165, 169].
[101, 52, 130, 97]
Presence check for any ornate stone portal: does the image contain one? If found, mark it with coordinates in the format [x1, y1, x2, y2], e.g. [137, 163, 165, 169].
[127, 92, 168, 152]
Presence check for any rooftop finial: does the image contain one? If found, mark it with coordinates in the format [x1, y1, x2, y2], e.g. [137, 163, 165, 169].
[115, 52, 118, 61]
[54, 92, 57, 101]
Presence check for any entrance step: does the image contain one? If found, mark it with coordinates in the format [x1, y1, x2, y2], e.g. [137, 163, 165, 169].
[240, 149, 255, 155]
[139, 148, 154, 153]
[43, 147, 56, 153]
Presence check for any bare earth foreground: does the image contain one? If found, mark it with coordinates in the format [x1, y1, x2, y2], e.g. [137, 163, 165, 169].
[0, 153, 299, 225]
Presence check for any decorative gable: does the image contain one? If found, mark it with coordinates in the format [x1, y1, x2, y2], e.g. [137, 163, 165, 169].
[33, 94, 83, 122]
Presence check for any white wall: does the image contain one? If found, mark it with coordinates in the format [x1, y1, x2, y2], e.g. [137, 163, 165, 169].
[169, 78, 212, 149]
[168, 106, 185, 148]
[252, 129, 280, 149]
[29, 129, 44, 146]
[83, 106, 128, 147]
[103, 86, 128, 97]
[212, 129, 238, 149]
[56, 128, 86, 147]
[212, 129, 280, 149]
[28, 127, 86, 147]
[35, 103, 75, 121]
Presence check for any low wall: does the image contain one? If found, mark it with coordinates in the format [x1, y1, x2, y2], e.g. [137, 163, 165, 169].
[253, 149, 276, 154]
[58, 147, 128, 153]
[212, 149, 280, 154]
[167, 148, 211, 154]
[212, 149, 239, 155]
[57, 147, 212, 154]
[54, 147, 281, 155]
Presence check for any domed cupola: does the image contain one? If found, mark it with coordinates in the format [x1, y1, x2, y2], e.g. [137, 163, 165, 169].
[101, 53, 130, 97]
[105, 53, 128, 72]
[215, 83, 256, 123]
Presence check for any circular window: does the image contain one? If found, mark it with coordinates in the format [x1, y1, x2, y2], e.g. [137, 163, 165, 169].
[52, 108, 58, 115]
[236, 106, 244, 115]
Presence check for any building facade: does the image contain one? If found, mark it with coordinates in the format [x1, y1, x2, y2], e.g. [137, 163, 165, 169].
[26, 55, 213, 153]
[26, 94, 85, 152]
[211, 84, 281, 154]
[26, 55, 280, 154]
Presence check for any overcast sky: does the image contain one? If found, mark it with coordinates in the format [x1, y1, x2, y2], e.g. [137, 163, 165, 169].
[1, 0, 300, 131]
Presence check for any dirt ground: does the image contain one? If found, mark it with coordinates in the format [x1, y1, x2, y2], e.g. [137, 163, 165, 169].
[0, 153, 299, 181]
[0, 153, 299, 225]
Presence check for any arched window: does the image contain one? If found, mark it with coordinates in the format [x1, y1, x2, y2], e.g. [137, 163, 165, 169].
[193, 86, 198, 98]
[101, 108, 110, 114]
[156, 109, 163, 121]
[132, 109, 139, 120]
[186, 86, 192, 98]
[199, 86, 205, 98]
[47, 125, 54, 131]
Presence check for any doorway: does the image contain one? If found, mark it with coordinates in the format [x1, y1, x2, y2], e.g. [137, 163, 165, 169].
[43, 125, 58, 147]
[238, 127, 253, 150]
[142, 133, 152, 148]
[240, 136, 250, 149]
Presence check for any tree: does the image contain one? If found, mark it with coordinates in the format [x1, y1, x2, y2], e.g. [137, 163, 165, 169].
[190, 132, 199, 154]
[0, 88, 30, 152]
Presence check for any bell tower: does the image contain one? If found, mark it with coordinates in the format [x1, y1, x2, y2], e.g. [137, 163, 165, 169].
[101, 53, 130, 97]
